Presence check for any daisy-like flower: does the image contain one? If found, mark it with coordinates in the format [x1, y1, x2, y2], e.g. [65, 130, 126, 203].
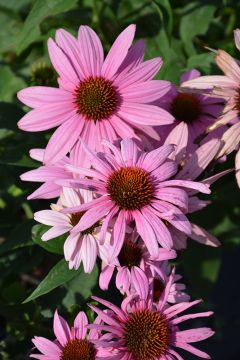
[150, 263, 190, 304]
[31, 309, 111, 359]
[17, 24, 173, 165]
[155, 69, 225, 159]
[99, 230, 176, 295]
[58, 138, 210, 260]
[171, 138, 232, 249]
[89, 272, 214, 359]
[34, 187, 105, 273]
[181, 30, 240, 186]
[21, 148, 72, 199]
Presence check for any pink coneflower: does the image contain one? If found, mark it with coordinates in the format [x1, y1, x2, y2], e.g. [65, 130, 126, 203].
[31, 309, 111, 359]
[58, 138, 210, 259]
[99, 230, 176, 295]
[34, 187, 105, 272]
[17, 25, 173, 165]
[181, 30, 240, 186]
[150, 263, 190, 304]
[89, 273, 214, 359]
[20, 148, 72, 199]
[155, 69, 225, 159]
[171, 138, 232, 249]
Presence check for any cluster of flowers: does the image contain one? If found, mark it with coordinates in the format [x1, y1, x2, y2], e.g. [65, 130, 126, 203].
[17, 24, 240, 359]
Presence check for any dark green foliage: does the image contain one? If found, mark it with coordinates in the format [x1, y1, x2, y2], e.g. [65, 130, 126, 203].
[0, 0, 240, 358]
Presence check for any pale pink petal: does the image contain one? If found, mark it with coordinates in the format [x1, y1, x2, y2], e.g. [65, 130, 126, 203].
[236, 148, 240, 187]
[29, 148, 44, 162]
[151, 161, 178, 182]
[121, 80, 171, 103]
[189, 223, 220, 247]
[164, 122, 188, 162]
[216, 49, 240, 81]
[155, 187, 188, 212]
[116, 58, 162, 88]
[74, 311, 88, 339]
[102, 24, 136, 79]
[175, 328, 214, 343]
[64, 233, 81, 261]
[116, 266, 130, 293]
[72, 200, 114, 233]
[109, 114, 138, 139]
[53, 310, 71, 346]
[181, 75, 237, 89]
[20, 166, 67, 182]
[44, 114, 84, 164]
[42, 225, 70, 241]
[177, 138, 222, 181]
[120, 138, 138, 166]
[116, 39, 145, 75]
[133, 210, 159, 257]
[18, 106, 75, 132]
[17, 86, 73, 108]
[174, 341, 211, 359]
[234, 28, 240, 51]
[81, 235, 97, 273]
[32, 337, 61, 356]
[34, 210, 68, 226]
[99, 265, 114, 290]
[158, 180, 210, 194]
[131, 267, 149, 300]
[55, 28, 85, 79]
[119, 103, 174, 126]
[140, 144, 175, 172]
[28, 183, 61, 200]
[78, 26, 104, 77]
[47, 38, 79, 84]
[217, 122, 240, 157]
[108, 211, 126, 261]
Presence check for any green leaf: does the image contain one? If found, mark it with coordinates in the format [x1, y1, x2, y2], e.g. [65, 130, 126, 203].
[17, 0, 78, 54]
[187, 52, 215, 74]
[23, 259, 81, 303]
[32, 224, 65, 255]
[0, 67, 26, 101]
[180, 3, 216, 56]
[63, 266, 99, 307]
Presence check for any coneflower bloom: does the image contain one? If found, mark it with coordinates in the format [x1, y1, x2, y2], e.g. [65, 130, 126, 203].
[34, 187, 105, 273]
[89, 273, 214, 359]
[58, 138, 210, 259]
[181, 30, 240, 186]
[17, 24, 173, 165]
[99, 230, 176, 295]
[31, 309, 111, 359]
[20, 148, 72, 199]
[150, 263, 190, 304]
[155, 69, 224, 159]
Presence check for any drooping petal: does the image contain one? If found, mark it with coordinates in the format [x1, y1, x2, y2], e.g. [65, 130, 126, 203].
[44, 114, 84, 164]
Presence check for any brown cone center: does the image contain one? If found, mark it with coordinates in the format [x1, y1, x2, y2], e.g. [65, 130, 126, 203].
[60, 339, 96, 360]
[170, 93, 202, 123]
[118, 241, 143, 268]
[123, 309, 170, 360]
[75, 76, 118, 120]
[107, 167, 154, 210]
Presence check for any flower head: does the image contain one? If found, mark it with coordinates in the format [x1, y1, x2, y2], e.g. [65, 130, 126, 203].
[89, 272, 214, 359]
[31, 310, 109, 359]
[181, 31, 240, 186]
[34, 187, 105, 272]
[155, 69, 225, 159]
[58, 138, 210, 260]
[99, 230, 176, 295]
[18, 25, 173, 165]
